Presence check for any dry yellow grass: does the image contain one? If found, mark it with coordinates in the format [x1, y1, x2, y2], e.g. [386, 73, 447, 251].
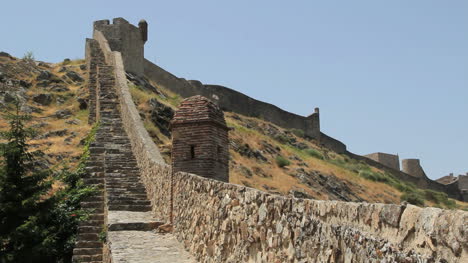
[0, 58, 90, 169]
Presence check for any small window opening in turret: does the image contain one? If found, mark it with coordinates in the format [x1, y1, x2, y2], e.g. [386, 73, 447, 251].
[217, 145, 222, 160]
[190, 145, 196, 159]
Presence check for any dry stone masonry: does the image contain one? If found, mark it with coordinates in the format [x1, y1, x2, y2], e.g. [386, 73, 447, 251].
[74, 18, 468, 262]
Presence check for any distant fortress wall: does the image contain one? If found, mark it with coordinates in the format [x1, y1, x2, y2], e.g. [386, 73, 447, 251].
[364, 152, 400, 170]
[143, 59, 321, 139]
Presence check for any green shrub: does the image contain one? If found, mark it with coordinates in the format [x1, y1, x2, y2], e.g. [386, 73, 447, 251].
[305, 148, 324, 160]
[424, 190, 456, 209]
[275, 156, 291, 167]
[291, 129, 305, 138]
[274, 134, 290, 144]
[401, 192, 425, 206]
[22, 51, 35, 61]
[358, 170, 388, 183]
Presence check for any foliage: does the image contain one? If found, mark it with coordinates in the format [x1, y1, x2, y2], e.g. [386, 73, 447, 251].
[400, 192, 425, 206]
[274, 134, 291, 144]
[423, 190, 456, 209]
[304, 148, 324, 160]
[0, 103, 97, 263]
[290, 129, 305, 138]
[22, 51, 35, 61]
[275, 155, 291, 167]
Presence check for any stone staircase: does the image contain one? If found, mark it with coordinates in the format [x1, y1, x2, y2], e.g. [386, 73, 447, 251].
[72, 65, 154, 262]
[73, 39, 195, 262]
[71, 144, 106, 262]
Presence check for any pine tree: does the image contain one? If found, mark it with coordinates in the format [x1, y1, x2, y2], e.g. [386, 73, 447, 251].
[0, 102, 54, 262]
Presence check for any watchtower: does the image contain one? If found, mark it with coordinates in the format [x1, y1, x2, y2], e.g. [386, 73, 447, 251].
[171, 96, 229, 182]
[93, 18, 148, 75]
[402, 159, 425, 178]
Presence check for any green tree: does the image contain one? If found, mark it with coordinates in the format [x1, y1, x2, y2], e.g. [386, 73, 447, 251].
[0, 103, 54, 262]
[0, 102, 95, 262]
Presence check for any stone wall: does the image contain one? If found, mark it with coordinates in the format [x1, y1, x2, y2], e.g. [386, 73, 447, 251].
[169, 173, 467, 262]
[143, 59, 321, 139]
[93, 18, 146, 75]
[350, 152, 462, 200]
[402, 159, 425, 178]
[91, 23, 467, 262]
[364, 152, 400, 171]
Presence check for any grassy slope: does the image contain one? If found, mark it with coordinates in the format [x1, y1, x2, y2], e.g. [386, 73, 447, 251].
[0, 56, 90, 171]
[131, 78, 467, 210]
[2, 55, 463, 210]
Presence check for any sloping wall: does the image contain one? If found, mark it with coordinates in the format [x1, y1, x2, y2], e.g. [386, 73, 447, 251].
[91, 30, 468, 263]
[143, 59, 321, 139]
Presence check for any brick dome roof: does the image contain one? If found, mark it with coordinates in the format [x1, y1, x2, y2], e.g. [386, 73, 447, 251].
[171, 95, 227, 128]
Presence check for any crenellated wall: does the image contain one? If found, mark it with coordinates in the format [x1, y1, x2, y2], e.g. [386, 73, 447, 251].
[87, 21, 468, 262]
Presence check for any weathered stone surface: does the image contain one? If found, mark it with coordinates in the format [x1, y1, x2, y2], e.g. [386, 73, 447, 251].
[108, 231, 195, 263]
[66, 70, 84, 82]
[32, 93, 52, 105]
[55, 109, 72, 119]
[148, 98, 173, 137]
[36, 70, 51, 81]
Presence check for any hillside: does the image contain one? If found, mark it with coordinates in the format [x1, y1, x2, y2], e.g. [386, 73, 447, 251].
[0, 52, 90, 170]
[0, 52, 465, 210]
[126, 73, 466, 209]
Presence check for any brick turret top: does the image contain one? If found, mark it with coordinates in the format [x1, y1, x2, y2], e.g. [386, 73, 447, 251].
[171, 95, 228, 129]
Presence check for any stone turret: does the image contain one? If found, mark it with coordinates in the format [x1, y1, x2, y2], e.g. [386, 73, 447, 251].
[93, 18, 147, 75]
[402, 159, 425, 178]
[364, 152, 400, 170]
[171, 95, 229, 182]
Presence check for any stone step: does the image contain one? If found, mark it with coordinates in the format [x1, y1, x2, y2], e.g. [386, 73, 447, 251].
[75, 240, 103, 248]
[71, 254, 103, 262]
[73, 248, 103, 256]
[107, 196, 149, 202]
[108, 204, 152, 212]
[108, 221, 163, 231]
[107, 200, 151, 206]
[77, 233, 100, 242]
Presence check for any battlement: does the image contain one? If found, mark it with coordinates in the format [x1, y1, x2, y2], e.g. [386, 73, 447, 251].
[364, 152, 400, 170]
[93, 17, 147, 75]
[402, 158, 426, 178]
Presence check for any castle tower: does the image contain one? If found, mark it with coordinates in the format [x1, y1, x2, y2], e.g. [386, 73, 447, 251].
[93, 18, 147, 75]
[171, 95, 229, 182]
[402, 159, 425, 178]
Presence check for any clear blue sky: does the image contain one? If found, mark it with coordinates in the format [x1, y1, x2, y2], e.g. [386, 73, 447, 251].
[1, 1, 467, 179]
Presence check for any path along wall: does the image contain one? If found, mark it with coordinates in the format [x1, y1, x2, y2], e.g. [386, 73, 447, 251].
[92, 31, 467, 262]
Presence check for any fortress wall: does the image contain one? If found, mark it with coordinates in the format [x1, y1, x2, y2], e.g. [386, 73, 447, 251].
[93, 18, 146, 75]
[364, 152, 400, 171]
[169, 172, 467, 262]
[93, 30, 173, 221]
[92, 28, 467, 262]
[402, 159, 425, 178]
[350, 152, 461, 199]
[143, 59, 321, 139]
[319, 132, 347, 153]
